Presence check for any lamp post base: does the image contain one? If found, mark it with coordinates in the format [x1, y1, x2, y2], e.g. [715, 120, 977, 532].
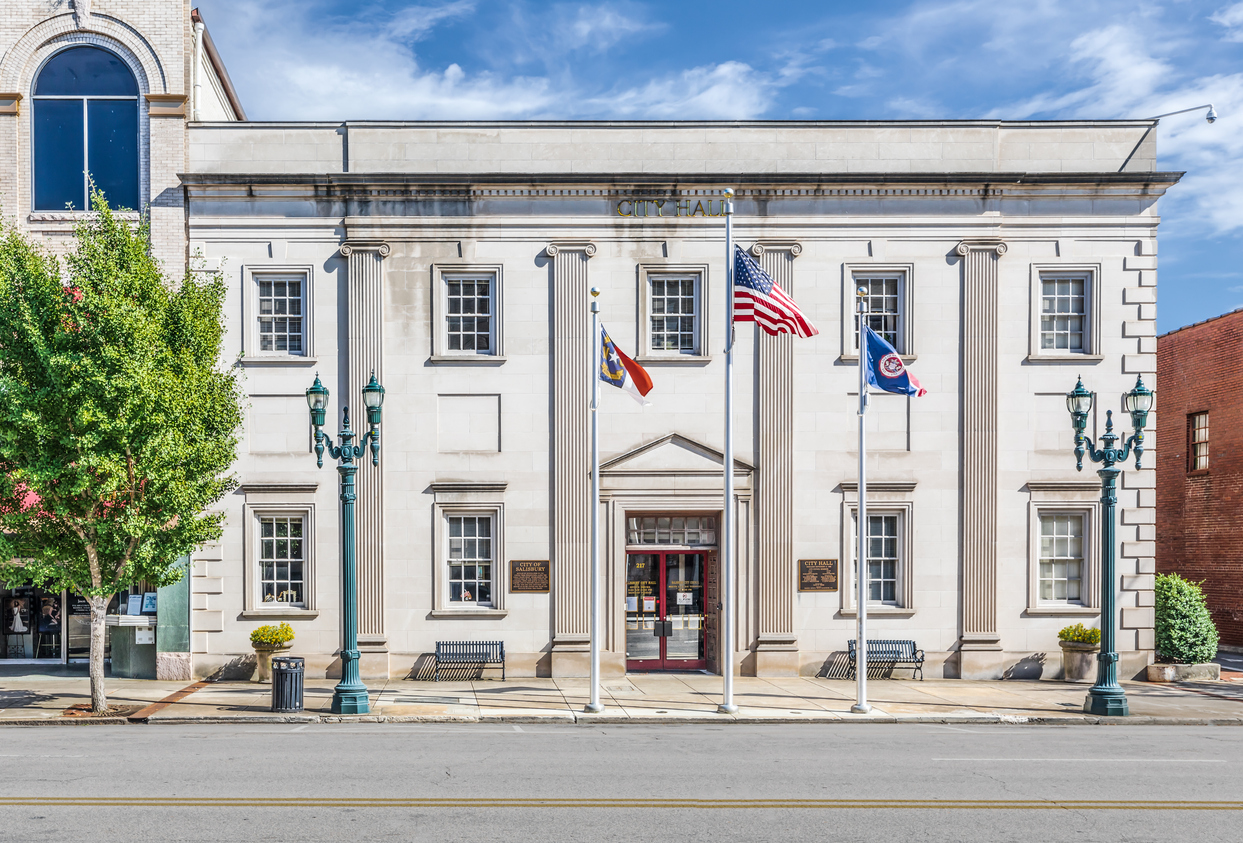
[1083, 688, 1129, 717]
[849, 703, 872, 714]
[331, 684, 371, 715]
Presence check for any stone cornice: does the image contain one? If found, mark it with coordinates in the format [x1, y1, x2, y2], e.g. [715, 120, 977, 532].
[179, 171, 1185, 194]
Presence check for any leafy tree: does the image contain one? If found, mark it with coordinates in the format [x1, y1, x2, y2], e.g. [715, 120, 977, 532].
[1154, 572, 1220, 665]
[0, 196, 240, 712]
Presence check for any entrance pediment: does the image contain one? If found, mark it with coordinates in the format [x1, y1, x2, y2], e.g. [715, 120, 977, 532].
[600, 434, 753, 478]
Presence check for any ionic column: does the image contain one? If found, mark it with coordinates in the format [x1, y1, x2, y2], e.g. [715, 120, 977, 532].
[752, 242, 801, 676]
[340, 241, 389, 654]
[956, 240, 1007, 678]
[548, 242, 596, 676]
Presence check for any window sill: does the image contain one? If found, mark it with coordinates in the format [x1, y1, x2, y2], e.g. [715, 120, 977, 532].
[430, 608, 508, 618]
[839, 607, 915, 618]
[429, 355, 507, 366]
[238, 356, 317, 366]
[1187, 469, 1211, 478]
[28, 211, 141, 223]
[1023, 606, 1099, 616]
[1024, 354, 1104, 364]
[635, 355, 713, 365]
[241, 609, 320, 620]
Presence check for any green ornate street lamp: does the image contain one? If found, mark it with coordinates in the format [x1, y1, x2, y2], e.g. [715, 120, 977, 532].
[1065, 375, 1154, 717]
[306, 371, 385, 715]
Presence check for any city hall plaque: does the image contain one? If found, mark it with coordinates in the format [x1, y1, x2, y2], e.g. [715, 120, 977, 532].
[510, 560, 550, 594]
[798, 559, 839, 592]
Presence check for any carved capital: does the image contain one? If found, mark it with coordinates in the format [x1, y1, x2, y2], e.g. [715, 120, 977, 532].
[750, 241, 802, 258]
[955, 240, 1007, 257]
[339, 241, 390, 259]
[545, 242, 596, 259]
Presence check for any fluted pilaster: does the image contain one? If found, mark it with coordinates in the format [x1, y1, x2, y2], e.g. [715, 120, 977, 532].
[341, 240, 389, 649]
[548, 242, 596, 664]
[752, 242, 800, 675]
[957, 240, 1006, 676]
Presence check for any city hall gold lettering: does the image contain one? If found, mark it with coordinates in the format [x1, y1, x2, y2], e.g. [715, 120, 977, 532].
[616, 199, 726, 217]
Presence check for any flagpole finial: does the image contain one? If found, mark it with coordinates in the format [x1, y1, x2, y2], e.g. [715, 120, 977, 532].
[590, 287, 600, 298]
[722, 187, 735, 199]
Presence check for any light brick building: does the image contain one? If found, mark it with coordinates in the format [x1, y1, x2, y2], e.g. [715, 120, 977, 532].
[1, 1, 1173, 680]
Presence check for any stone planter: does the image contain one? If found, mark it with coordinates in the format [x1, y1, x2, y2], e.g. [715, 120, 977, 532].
[1059, 640, 1100, 683]
[252, 644, 292, 683]
[1147, 663, 1221, 682]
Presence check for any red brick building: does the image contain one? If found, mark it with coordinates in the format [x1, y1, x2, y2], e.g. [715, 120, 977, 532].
[1157, 308, 1243, 650]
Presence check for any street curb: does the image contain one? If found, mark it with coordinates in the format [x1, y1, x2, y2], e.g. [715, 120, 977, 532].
[0, 713, 1235, 727]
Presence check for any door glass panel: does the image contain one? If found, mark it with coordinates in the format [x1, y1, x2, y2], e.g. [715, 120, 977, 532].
[664, 553, 704, 661]
[625, 554, 659, 662]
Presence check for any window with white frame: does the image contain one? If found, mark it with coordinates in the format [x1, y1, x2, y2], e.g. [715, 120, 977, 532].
[255, 274, 306, 356]
[1039, 276, 1088, 352]
[1038, 513, 1085, 604]
[258, 515, 306, 606]
[855, 276, 903, 351]
[446, 514, 494, 605]
[627, 515, 717, 546]
[445, 276, 495, 354]
[849, 510, 906, 607]
[648, 275, 700, 355]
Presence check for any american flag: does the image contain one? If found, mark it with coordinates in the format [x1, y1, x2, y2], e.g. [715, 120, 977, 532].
[732, 245, 818, 338]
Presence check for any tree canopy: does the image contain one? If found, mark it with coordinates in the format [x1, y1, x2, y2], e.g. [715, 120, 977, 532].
[0, 197, 240, 613]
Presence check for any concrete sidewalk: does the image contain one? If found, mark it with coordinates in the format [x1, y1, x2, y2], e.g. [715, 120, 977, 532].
[3, 670, 1243, 725]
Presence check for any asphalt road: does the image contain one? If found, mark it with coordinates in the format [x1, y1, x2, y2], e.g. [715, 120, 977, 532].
[0, 723, 1239, 842]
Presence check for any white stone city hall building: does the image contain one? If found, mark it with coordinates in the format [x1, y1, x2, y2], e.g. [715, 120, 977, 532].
[1, 1, 1173, 681]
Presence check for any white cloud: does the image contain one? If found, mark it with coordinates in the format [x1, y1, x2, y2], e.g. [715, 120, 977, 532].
[590, 62, 777, 119]
[1211, 3, 1243, 41]
[566, 6, 660, 51]
[389, 2, 476, 39]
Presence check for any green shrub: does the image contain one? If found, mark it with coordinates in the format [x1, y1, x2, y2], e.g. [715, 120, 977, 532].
[250, 622, 294, 649]
[1154, 573, 1219, 664]
[1058, 623, 1101, 645]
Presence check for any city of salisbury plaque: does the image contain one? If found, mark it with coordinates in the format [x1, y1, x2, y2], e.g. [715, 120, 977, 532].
[510, 560, 551, 593]
[798, 559, 839, 592]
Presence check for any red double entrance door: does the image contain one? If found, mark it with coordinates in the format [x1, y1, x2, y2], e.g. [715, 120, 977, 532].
[625, 551, 716, 671]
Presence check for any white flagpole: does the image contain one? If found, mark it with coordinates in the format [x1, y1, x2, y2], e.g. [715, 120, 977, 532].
[720, 188, 738, 715]
[851, 287, 871, 715]
[587, 287, 603, 713]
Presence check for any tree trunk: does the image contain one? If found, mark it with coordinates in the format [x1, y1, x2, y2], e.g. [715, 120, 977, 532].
[89, 595, 109, 713]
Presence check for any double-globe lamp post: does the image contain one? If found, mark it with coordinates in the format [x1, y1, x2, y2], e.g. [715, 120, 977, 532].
[1064, 375, 1154, 717]
[306, 371, 385, 715]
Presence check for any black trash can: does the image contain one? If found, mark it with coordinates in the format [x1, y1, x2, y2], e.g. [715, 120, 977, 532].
[271, 656, 305, 713]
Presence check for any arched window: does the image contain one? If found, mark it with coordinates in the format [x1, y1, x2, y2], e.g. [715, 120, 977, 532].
[33, 46, 139, 212]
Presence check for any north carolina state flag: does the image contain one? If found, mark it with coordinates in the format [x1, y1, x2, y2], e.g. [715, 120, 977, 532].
[599, 325, 653, 406]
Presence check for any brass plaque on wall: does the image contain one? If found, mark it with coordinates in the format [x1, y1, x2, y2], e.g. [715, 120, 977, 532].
[798, 559, 839, 592]
[510, 560, 551, 593]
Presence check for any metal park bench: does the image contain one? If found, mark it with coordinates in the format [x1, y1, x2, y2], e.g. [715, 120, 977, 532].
[847, 639, 925, 681]
[434, 640, 505, 681]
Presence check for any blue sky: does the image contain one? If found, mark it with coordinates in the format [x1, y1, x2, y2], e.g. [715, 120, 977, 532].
[196, 0, 1243, 333]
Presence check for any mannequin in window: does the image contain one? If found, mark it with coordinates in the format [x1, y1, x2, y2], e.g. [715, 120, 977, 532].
[7, 599, 27, 634]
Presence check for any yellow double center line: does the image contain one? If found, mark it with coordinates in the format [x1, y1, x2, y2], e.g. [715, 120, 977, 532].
[1, 798, 1240, 811]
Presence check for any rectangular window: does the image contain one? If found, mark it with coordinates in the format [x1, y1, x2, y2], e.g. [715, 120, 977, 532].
[648, 275, 700, 355]
[855, 276, 902, 351]
[1189, 412, 1209, 470]
[257, 276, 305, 355]
[626, 515, 717, 546]
[447, 514, 493, 605]
[1038, 514, 1084, 603]
[1040, 277, 1087, 352]
[258, 515, 305, 606]
[445, 277, 494, 354]
[851, 512, 903, 606]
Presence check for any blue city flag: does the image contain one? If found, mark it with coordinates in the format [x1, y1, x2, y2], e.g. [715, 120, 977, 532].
[864, 326, 927, 396]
